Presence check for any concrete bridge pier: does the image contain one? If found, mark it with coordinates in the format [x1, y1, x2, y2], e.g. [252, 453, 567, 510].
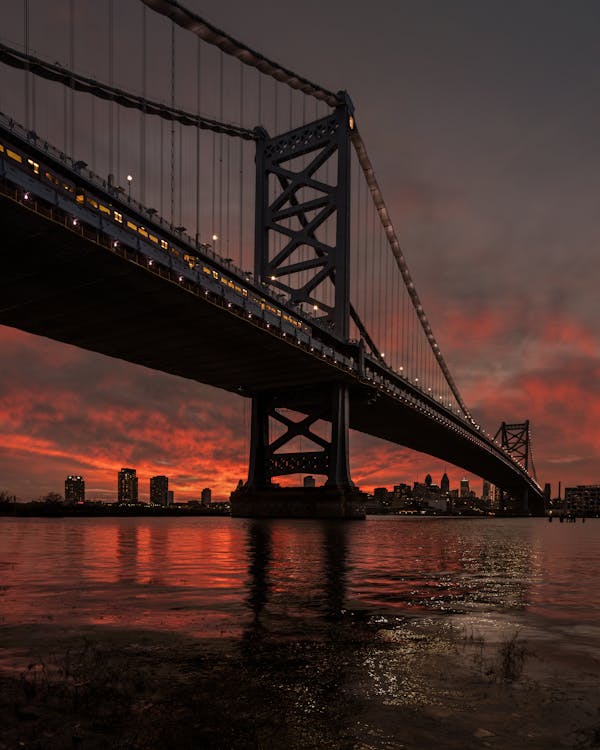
[230, 485, 366, 519]
[231, 384, 366, 519]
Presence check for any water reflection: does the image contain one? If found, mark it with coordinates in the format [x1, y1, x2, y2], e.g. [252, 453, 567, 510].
[246, 521, 271, 626]
[1, 517, 599, 639]
[117, 523, 139, 584]
[323, 523, 348, 619]
[148, 524, 169, 586]
[244, 521, 350, 641]
[345, 519, 538, 616]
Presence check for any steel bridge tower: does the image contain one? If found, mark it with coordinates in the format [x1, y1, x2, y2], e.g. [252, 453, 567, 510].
[231, 94, 366, 518]
[493, 420, 537, 514]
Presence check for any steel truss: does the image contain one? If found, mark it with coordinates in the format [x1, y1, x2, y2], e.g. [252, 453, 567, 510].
[246, 388, 352, 488]
[494, 420, 535, 477]
[254, 98, 352, 337]
[247, 101, 354, 490]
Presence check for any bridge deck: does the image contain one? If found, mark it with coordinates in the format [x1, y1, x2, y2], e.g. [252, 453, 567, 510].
[0, 187, 544, 511]
[0, 192, 350, 393]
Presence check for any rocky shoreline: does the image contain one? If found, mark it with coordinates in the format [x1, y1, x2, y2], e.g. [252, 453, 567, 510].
[1, 618, 598, 749]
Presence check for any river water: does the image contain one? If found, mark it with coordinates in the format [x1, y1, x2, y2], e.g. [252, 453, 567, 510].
[1, 516, 599, 748]
[2, 516, 599, 639]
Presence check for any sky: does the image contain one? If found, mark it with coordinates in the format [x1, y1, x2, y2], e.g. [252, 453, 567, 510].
[1, 0, 599, 501]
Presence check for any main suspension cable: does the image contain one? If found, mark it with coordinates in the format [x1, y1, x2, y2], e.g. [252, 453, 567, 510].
[140, 0, 341, 107]
[0, 41, 257, 141]
[350, 124, 472, 420]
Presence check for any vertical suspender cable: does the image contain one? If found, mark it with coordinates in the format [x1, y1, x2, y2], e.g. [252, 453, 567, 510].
[24, 0, 29, 130]
[402, 279, 406, 374]
[416, 309, 420, 385]
[91, 92, 95, 171]
[393, 253, 397, 365]
[178, 123, 183, 226]
[108, 0, 114, 181]
[160, 117, 164, 218]
[211, 128, 216, 240]
[218, 51, 224, 243]
[376, 210, 382, 352]
[226, 131, 230, 257]
[383, 230, 389, 359]
[258, 70, 262, 126]
[350, 155, 356, 321]
[367, 176, 373, 338]
[195, 38, 201, 245]
[239, 60, 244, 268]
[69, 0, 74, 157]
[357, 170, 363, 338]
[116, 70, 120, 181]
[170, 21, 176, 225]
[63, 19, 68, 151]
[140, 4, 147, 205]
[408, 281, 413, 378]
[30, 12, 35, 130]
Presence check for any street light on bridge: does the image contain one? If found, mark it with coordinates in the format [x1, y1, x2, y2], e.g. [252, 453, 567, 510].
[126, 174, 133, 199]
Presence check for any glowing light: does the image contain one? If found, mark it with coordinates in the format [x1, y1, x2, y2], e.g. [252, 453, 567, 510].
[212, 234, 219, 241]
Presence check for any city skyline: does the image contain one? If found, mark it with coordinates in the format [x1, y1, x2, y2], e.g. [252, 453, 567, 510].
[1, 0, 599, 500]
[21, 468, 564, 505]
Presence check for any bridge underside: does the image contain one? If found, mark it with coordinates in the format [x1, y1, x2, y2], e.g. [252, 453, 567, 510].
[0, 193, 543, 513]
[0, 193, 346, 393]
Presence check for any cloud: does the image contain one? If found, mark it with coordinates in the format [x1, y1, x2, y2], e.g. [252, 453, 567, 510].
[1, 298, 598, 502]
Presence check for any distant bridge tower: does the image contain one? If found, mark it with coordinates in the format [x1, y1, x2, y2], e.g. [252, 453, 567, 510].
[232, 94, 366, 518]
[493, 420, 537, 513]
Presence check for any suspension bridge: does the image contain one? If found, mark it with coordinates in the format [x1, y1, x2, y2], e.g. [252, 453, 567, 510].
[0, 0, 544, 517]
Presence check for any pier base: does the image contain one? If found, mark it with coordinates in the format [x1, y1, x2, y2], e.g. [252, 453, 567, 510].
[230, 486, 367, 519]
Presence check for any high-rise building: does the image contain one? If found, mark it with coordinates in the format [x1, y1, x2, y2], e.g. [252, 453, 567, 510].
[491, 485, 502, 507]
[201, 487, 212, 505]
[373, 487, 389, 503]
[166, 490, 174, 506]
[65, 475, 85, 504]
[118, 468, 138, 503]
[150, 475, 169, 505]
[482, 480, 491, 501]
[440, 473, 450, 493]
[460, 478, 470, 498]
[564, 485, 600, 514]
